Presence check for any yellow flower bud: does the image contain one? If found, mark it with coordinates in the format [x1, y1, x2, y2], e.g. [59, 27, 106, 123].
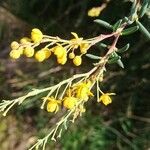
[63, 97, 78, 109]
[24, 46, 34, 57]
[11, 41, 19, 50]
[31, 28, 43, 43]
[18, 46, 24, 55]
[42, 48, 51, 59]
[20, 37, 31, 44]
[47, 100, 59, 113]
[99, 93, 115, 106]
[53, 45, 66, 58]
[69, 52, 75, 59]
[73, 56, 82, 66]
[35, 50, 46, 62]
[57, 55, 67, 65]
[9, 50, 21, 59]
[80, 43, 89, 54]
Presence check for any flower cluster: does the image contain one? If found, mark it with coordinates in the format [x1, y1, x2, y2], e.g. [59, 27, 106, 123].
[45, 80, 115, 116]
[9, 29, 92, 66]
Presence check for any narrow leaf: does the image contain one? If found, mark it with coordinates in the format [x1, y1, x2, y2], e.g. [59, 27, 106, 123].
[86, 54, 101, 60]
[117, 43, 130, 53]
[122, 26, 139, 35]
[113, 19, 122, 31]
[117, 59, 124, 68]
[139, 2, 148, 18]
[94, 19, 113, 30]
[136, 21, 150, 40]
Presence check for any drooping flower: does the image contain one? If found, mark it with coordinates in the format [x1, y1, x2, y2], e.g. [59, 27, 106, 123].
[63, 96, 78, 109]
[24, 46, 35, 57]
[75, 81, 93, 100]
[46, 97, 61, 113]
[99, 93, 116, 106]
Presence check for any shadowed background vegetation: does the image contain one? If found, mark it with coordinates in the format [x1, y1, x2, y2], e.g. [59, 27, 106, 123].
[0, 0, 149, 150]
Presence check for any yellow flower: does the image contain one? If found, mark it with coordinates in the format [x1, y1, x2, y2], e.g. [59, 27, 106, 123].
[35, 48, 51, 62]
[69, 52, 75, 59]
[80, 43, 89, 54]
[43, 48, 51, 59]
[31, 28, 43, 43]
[88, 7, 102, 17]
[9, 49, 21, 59]
[10, 41, 19, 50]
[24, 46, 34, 57]
[75, 81, 93, 100]
[53, 45, 67, 58]
[70, 32, 83, 49]
[46, 97, 60, 113]
[63, 96, 78, 109]
[57, 54, 67, 65]
[99, 93, 116, 106]
[20, 37, 31, 44]
[73, 56, 82, 66]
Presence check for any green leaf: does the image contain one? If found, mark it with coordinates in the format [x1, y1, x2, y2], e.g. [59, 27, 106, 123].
[98, 43, 107, 48]
[86, 54, 101, 60]
[117, 43, 130, 53]
[117, 59, 124, 68]
[136, 21, 150, 40]
[108, 52, 121, 64]
[113, 19, 122, 31]
[94, 19, 113, 30]
[121, 26, 139, 35]
[139, 1, 148, 18]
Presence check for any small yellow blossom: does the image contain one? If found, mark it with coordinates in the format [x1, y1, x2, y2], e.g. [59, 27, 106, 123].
[31, 28, 43, 43]
[10, 41, 19, 50]
[75, 81, 93, 100]
[63, 97, 78, 109]
[43, 48, 51, 59]
[71, 32, 83, 49]
[53, 45, 67, 58]
[35, 50, 46, 62]
[18, 46, 24, 55]
[73, 56, 82, 66]
[24, 46, 34, 57]
[57, 54, 67, 65]
[80, 43, 89, 54]
[46, 97, 60, 113]
[9, 49, 21, 59]
[20, 37, 31, 44]
[99, 93, 116, 106]
[69, 52, 75, 59]
[88, 7, 102, 17]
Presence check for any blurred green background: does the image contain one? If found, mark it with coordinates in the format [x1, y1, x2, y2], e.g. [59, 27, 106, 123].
[0, 0, 149, 150]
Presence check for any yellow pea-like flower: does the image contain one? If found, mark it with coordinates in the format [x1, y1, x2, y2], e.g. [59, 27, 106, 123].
[75, 81, 93, 100]
[10, 41, 19, 50]
[31, 28, 43, 43]
[53, 45, 66, 58]
[57, 55, 67, 65]
[73, 56, 82, 66]
[24, 46, 34, 57]
[9, 49, 21, 59]
[80, 43, 89, 54]
[99, 93, 116, 106]
[47, 99, 60, 113]
[69, 52, 75, 59]
[63, 97, 78, 109]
